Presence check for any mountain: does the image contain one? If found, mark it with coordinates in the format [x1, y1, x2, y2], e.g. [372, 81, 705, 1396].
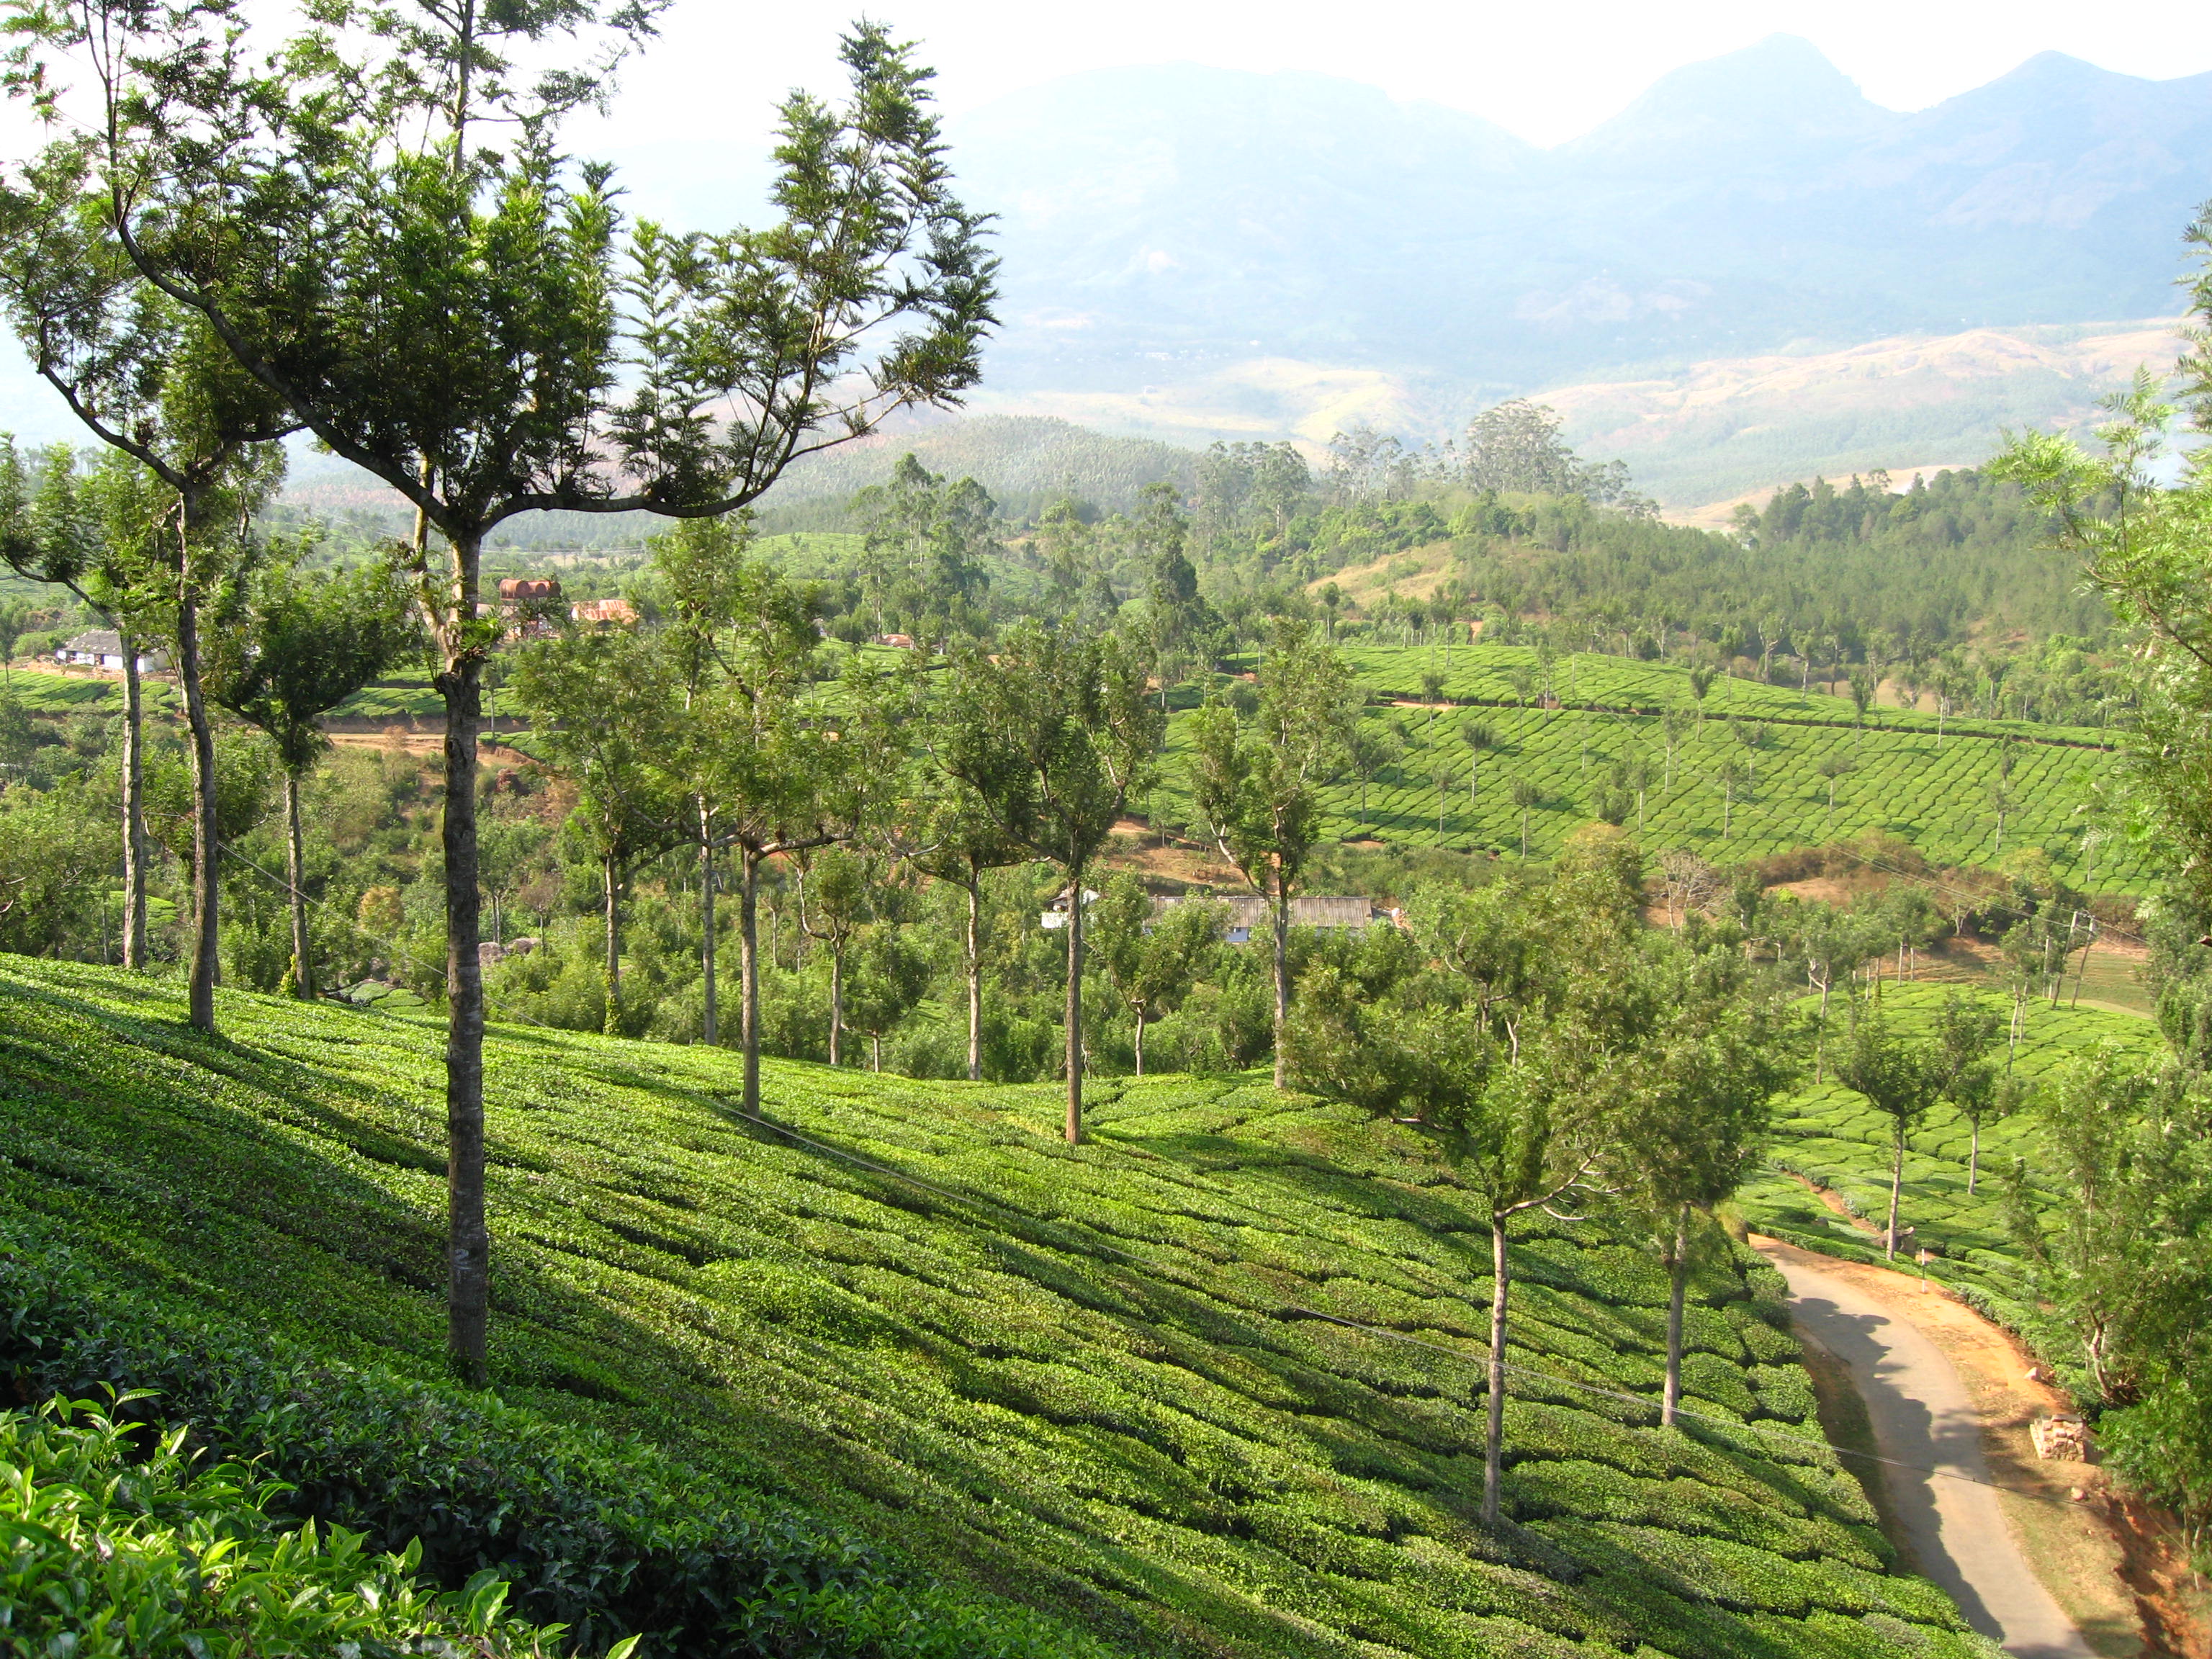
[951, 39, 2212, 413]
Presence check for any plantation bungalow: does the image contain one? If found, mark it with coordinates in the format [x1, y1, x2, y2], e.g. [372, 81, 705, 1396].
[1152, 894, 1380, 945]
[55, 630, 167, 673]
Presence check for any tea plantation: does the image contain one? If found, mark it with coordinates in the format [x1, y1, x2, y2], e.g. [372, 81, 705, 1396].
[1734, 984, 2162, 1321]
[1154, 647, 2140, 889]
[0, 957, 2002, 1658]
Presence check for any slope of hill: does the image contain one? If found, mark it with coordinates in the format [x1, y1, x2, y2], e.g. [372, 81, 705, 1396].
[953, 38, 2212, 403]
[1735, 986, 2161, 1317]
[0, 956, 2001, 1657]
[1151, 648, 2143, 892]
[1544, 319, 2184, 505]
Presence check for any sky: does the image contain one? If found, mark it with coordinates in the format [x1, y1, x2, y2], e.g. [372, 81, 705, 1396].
[572, 0, 2212, 156]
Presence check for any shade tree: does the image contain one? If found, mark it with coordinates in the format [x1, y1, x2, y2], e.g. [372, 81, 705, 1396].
[202, 554, 421, 998]
[938, 624, 1160, 1143]
[18, 0, 995, 1384]
[1188, 621, 1359, 1086]
[1833, 1005, 1948, 1258]
[510, 623, 685, 1035]
[1089, 874, 1226, 1076]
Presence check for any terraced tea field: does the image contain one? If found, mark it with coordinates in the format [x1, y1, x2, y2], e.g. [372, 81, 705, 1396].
[1156, 647, 2142, 889]
[0, 956, 1997, 1659]
[1735, 984, 2162, 1321]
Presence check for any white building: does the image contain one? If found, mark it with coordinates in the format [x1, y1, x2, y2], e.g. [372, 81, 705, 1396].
[55, 631, 168, 673]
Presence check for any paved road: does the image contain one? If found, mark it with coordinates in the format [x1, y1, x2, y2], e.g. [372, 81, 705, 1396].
[1761, 1247, 2094, 1659]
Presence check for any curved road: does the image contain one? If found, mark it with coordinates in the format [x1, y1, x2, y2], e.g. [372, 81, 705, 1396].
[1759, 1246, 2094, 1659]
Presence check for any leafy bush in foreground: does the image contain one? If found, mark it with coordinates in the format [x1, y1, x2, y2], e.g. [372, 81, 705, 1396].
[0, 1393, 596, 1659]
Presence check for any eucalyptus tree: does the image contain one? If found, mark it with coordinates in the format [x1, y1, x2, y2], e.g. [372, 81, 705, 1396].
[202, 554, 420, 998]
[13, 1, 995, 1380]
[1460, 717, 1497, 809]
[1834, 1007, 1947, 1258]
[668, 542, 904, 1111]
[898, 775, 1029, 1081]
[1618, 956, 1794, 1426]
[939, 624, 1160, 1143]
[1189, 621, 1359, 1085]
[0, 150, 296, 1031]
[1930, 990, 2007, 1192]
[796, 844, 876, 1067]
[1287, 829, 1655, 1527]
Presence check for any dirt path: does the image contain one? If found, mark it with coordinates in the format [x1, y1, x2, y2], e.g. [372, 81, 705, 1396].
[1756, 1239, 2114, 1657]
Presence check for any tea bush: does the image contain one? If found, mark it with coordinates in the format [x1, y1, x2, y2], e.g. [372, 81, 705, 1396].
[0, 1393, 604, 1658]
[1148, 646, 2139, 887]
[0, 958, 2002, 1657]
[1735, 984, 2162, 1315]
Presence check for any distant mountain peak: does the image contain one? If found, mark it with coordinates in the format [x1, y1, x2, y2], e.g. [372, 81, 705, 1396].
[1565, 33, 1896, 166]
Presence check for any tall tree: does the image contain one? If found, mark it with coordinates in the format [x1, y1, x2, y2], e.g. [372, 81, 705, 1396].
[1189, 621, 1359, 1085]
[510, 624, 683, 1035]
[898, 776, 1028, 1082]
[1833, 1005, 1946, 1259]
[796, 844, 877, 1067]
[940, 625, 1160, 1143]
[1287, 830, 1654, 1526]
[0, 146, 297, 1031]
[202, 554, 421, 998]
[1617, 953, 1794, 1426]
[1089, 875, 1224, 1076]
[0, 444, 163, 971]
[1930, 989, 2006, 1193]
[19, 2, 995, 1382]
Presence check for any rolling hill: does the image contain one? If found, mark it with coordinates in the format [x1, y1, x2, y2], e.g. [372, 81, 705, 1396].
[0, 956, 2002, 1657]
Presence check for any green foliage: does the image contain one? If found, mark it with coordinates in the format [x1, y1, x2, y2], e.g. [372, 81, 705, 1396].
[1154, 646, 2141, 889]
[0, 1394, 597, 1659]
[0, 957, 1976, 1658]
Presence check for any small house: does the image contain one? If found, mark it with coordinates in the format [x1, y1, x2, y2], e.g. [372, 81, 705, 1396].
[55, 630, 168, 673]
[1151, 894, 1380, 945]
[570, 598, 638, 627]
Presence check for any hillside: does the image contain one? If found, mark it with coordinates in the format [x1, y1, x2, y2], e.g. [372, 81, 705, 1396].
[951, 41, 2212, 426]
[0, 956, 2008, 1658]
[1733, 986, 2162, 1315]
[1152, 647, 2144, 892]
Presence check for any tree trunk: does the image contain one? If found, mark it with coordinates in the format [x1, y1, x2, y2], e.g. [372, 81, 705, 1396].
[175, 585, 220, 1034]
[1967, 1118, 1980, 1196]
[436, 591, 490, 1388]
[284, 769, 312, 999]
[966, 876, 984, 1084]
[700, 801, 717, 1046]
[1662, 1205, 1689, 1428]
[602, 850, 621, 1037]
[119, 631, 147, 969]
[1065, 865, 1085, 1145]
[740, 844, 763, 1118]
[1133, 1010, 1146, 1077]
[1886, 1130, 1905, 1260]
[1271, 874, 1292, 1089]
[1483, 1218, 1510, 1527]
[829, 947, 844, 1067]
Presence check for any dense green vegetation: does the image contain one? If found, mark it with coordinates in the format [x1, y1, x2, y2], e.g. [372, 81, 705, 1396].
[1, 956, 2002, 1658]
[0, 1396, 603, 1658]
[1151, 647, 2139, 887]
[1732, 986, 2161, 1311]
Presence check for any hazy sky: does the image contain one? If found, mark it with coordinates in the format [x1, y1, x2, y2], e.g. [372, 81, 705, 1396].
[575, 0, 2212, 154]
